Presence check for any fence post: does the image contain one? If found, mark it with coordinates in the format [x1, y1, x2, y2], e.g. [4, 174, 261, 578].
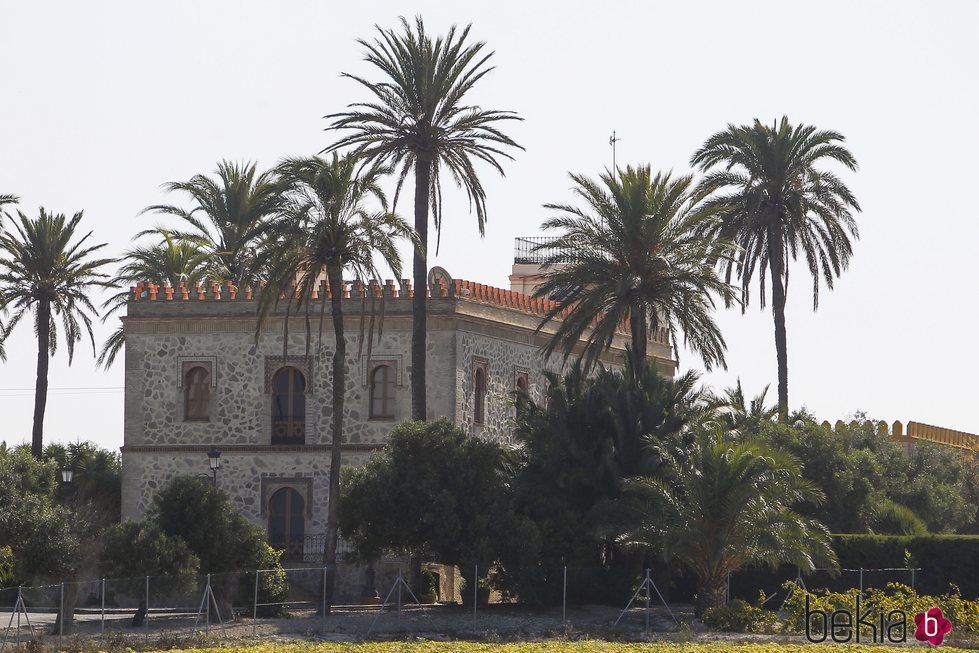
[205, 573, 211, 637]
[859, 568, 864, 596]
[322, 565, 327, 623]
[59, 582, 64, 641]
[562, 565, 567, 625]
[145, 576, 149, 641]
[397, 568, 403, 630]
[100, 578, 105, 634]
[644, 568, 651, 632]
[253, 570, 260, 638]
[911, 568, 916, 591]
[473, 564, 478, 631]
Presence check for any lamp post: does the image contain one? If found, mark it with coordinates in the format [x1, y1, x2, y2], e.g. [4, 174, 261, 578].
[207, 448, 221, 486]
[60, 466, 75, 506]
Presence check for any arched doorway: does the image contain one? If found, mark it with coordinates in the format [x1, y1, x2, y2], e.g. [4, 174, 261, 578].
[268, 487, 306, 562]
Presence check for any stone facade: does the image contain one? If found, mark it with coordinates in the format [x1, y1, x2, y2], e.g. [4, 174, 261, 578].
[120, 271, 675, 602]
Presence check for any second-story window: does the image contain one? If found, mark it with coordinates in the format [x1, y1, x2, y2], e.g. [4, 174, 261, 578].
[184, 366, 210, 421]
[369, 364, 396, 419]
[272, 366, 306, 445]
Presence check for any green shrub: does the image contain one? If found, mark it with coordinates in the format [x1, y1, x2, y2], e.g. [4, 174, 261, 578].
[783, 581, 979, 640]
[701, 598, 778, 633]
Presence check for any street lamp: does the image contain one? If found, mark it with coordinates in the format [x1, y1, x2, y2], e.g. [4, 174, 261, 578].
[207, 448, 221, 486]
[60, 466, 75, 505]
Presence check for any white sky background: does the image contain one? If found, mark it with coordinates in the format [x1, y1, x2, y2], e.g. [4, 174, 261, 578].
[1, 0, 976, 452]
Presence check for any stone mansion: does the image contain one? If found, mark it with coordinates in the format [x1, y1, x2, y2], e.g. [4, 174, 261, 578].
[119, 245, 675, 598]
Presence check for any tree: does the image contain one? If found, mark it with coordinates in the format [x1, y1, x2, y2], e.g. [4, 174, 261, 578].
[340, 420, 528, 590]
[261, 153, 412, 613]
[149, 476, 286, 618]
[691, 117, 861, 421]
[501, 357, 708, 605]
[711, 380, 778, 433]
[98, 228, 211, 367]
[623, 427, 837, 615]
[44, 441, 122, 524]
[0, 444, 79, 583]
[0, 209, 114, 457]
[325, 16, 523, 420]
[141, 161, 283, 286]
[100, 521, 199, 625]
[534, 166, 735, 378]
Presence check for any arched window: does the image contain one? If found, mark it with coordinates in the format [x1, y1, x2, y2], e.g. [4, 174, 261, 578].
[184, 366, 210, 421]
[272, 366, 306, 445]
[474, 367, 487, 425]
[268, 487, 305, 562]
[515, 374, 529, 415]
[369, 364, 395, 419]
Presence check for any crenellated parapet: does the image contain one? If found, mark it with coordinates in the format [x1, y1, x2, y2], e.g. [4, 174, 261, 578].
[819, 419, 979, 451]
[127, 271, 670, 344]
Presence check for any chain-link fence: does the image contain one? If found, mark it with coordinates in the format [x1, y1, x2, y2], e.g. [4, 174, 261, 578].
[0, 562, 929, 646]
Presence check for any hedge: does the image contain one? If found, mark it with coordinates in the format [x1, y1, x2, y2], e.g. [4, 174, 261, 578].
[729, 534, 979, 602]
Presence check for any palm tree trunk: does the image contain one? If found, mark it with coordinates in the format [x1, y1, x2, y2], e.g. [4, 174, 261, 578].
[629, 304, 648, 382]
[695, 574, 728, 617]
[322, 265, 345, 615]
[31, 298, 51, 458]
[768, 231, 789, 422]
[411, 154, 432, 421]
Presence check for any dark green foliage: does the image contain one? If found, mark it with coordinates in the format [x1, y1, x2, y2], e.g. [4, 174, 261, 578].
[834, 535, 979, 598]
[498, 358, 707, 606]
[340, 420, 532, 585]
[0, 445, 79, 582]
[99, 521, 199, 626]
[755, 419, 976, 534]
[150, 476, 279, 574]
[702, 598, 778, 633]
[44, 441, 122, 525]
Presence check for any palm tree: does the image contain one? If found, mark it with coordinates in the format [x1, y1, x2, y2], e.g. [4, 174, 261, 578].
[98, 229, 212, 367]
[691, 117, 861, 421]
[711, 380, 778, 433]
[324, 16, 523, 420]
[623, 427, 837, 616]
[141, 161, 283, 285]
[260, 153, 413, 613]
[0, 195, 17, 360]
[534, 166, 735, 378]
[0, 209, 114, 458]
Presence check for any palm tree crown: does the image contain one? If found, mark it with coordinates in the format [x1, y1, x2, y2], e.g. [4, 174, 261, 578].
[0, 209, 115, 457]
[98, 229, 212, 368]
[623, 427, 837, 615]
[534, 165, 735, 375]
[691, 116, 860, 420]
[324, 15, 523, 421]
[142, 160, 283, 285]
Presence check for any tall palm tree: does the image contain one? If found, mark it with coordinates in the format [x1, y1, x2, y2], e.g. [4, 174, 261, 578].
[260, 153, 413, 613]
[0, 209, 114, 458]
[141, 161, 283, 285]
[534, 165, 735, 378]
[98, 229, 212, 368]
[623, 427, 837, 615]
[0, 195, 17, 360]
[691, 117, 861, 421]
[324, 16, 523, 420]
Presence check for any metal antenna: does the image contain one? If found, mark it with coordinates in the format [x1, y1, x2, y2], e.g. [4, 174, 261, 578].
[609, 130, 621, 172]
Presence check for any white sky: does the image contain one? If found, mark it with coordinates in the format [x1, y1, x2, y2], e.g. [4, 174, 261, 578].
[1, 0, 977, 452]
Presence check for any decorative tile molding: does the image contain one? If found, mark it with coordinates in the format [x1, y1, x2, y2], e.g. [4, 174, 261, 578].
[264, 355, 313, 393]
[260, 476, 314, 518]
[177, 357, 217, 388]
